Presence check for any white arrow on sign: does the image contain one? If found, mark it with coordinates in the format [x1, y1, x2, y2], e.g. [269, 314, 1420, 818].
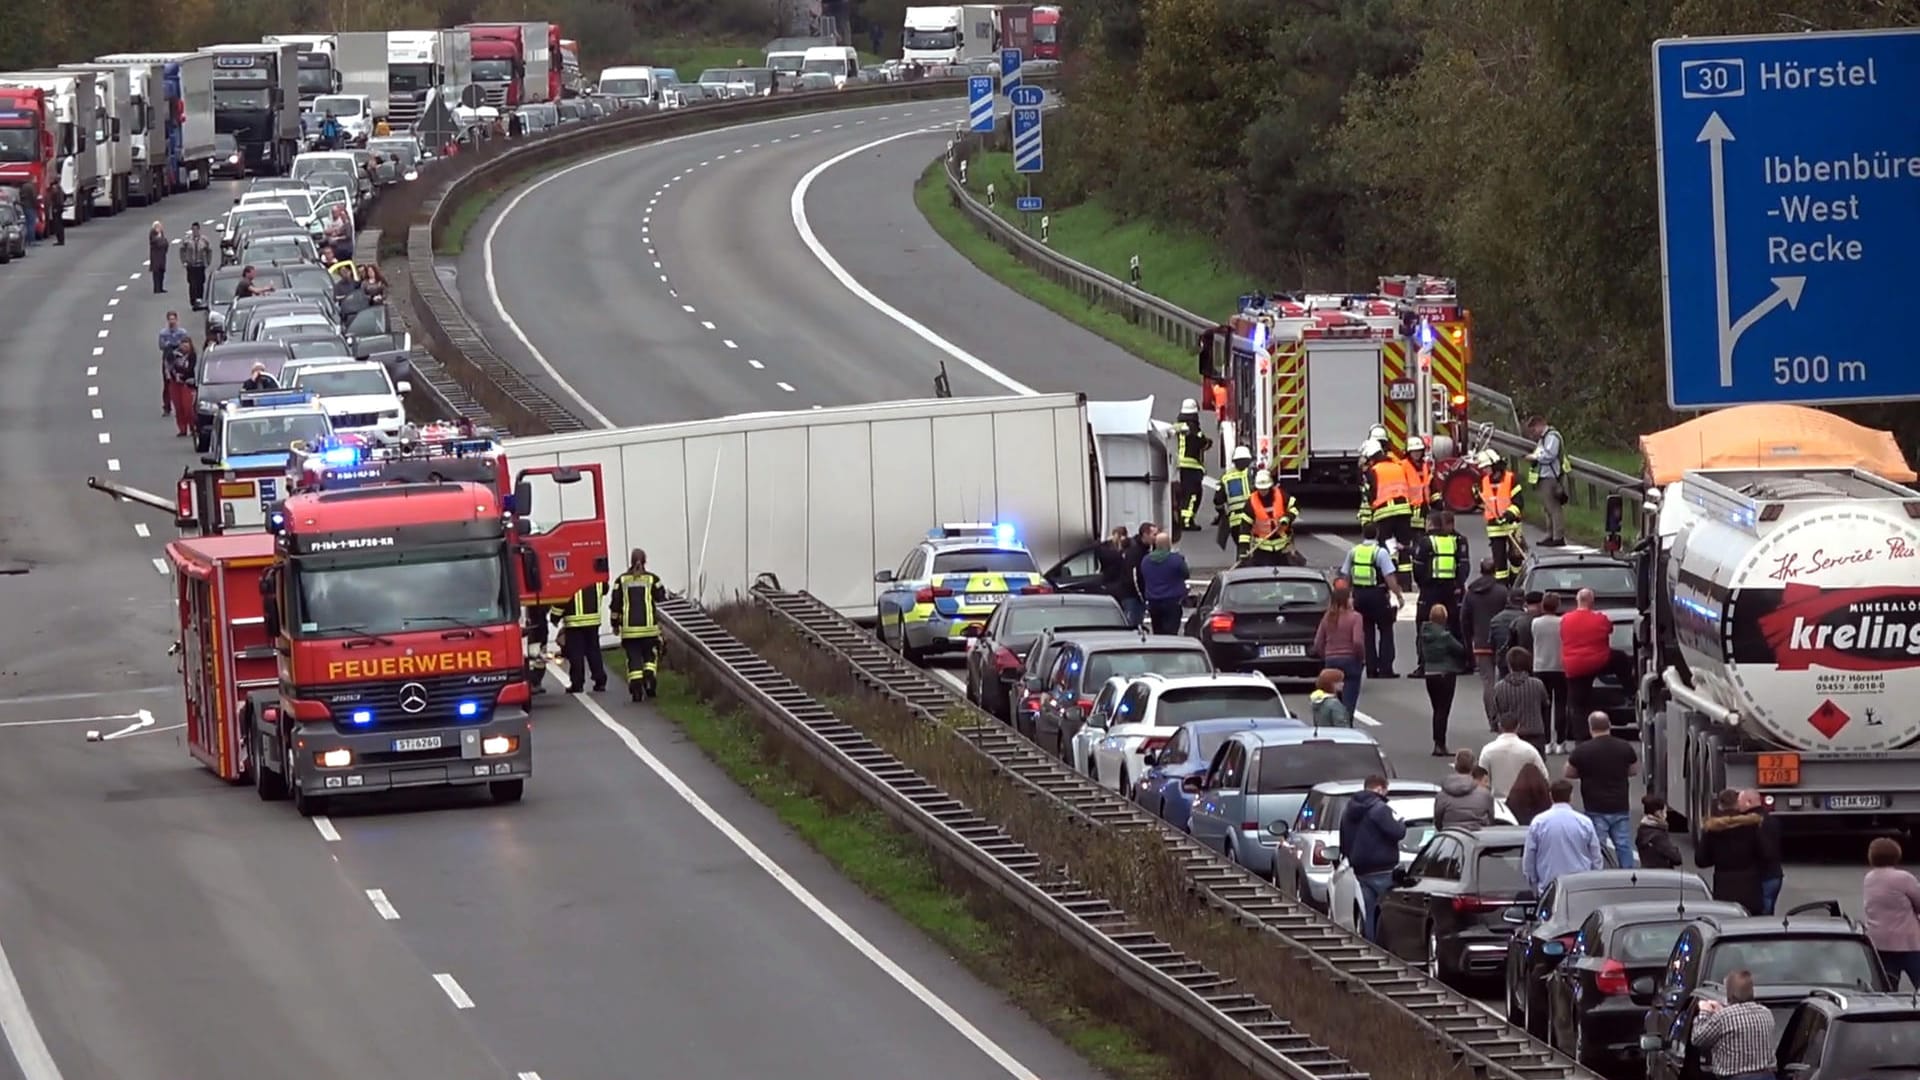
[1699, 112, 1807, 387]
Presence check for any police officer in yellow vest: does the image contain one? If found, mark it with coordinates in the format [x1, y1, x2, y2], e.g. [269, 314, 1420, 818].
[1212, 445, 1255, 558]
[1410, 511, 1469, 659]
[1476, 450, 1526, 585]
[551, 580, 608, 693]
[1340, 525, 1404, 678]
[1173, 398, 1212, 539]
[610, 548, 668, 701]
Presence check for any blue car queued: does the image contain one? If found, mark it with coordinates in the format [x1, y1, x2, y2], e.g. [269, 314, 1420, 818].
[1133, 716, 1303, 831]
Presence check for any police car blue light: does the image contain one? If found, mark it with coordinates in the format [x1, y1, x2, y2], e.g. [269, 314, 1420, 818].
[994, 522, 1017, 546]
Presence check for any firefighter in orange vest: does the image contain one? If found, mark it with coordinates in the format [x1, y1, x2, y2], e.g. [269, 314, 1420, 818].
[1404, 436, 1436, 532]
[1244, 469, 1301, 567]
[1476, 450, 1526, 584]
[1361, 438, 1416, 588]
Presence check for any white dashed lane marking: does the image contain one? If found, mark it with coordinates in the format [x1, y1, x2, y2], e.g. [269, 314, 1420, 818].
[365, 889, 401, 920]
[96, 433, 109, 445]
[433, 974, 476, 1010]
[777, 381, 796, 393]
[312, 816, 341, 842]
[133, 522, 148, 539]
[149, 558, 168, 575]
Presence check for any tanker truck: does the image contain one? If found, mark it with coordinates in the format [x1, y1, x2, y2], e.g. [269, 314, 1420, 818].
[1635, 441, 1920, 844]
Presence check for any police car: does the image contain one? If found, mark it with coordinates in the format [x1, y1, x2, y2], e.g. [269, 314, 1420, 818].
[873, 523, 1051, 662]
[208, 390, 335, 471]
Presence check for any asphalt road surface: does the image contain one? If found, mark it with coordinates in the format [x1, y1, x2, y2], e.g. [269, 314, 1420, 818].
[469, 95, 1883, 1006]
[0, 179, 1104, 1080]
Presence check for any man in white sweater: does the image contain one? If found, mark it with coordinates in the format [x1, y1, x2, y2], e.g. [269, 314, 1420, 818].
[1479, 714, 1547, 798]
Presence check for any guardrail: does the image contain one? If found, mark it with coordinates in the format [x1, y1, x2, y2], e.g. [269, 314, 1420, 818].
[934, 144, 1645, 515]
[662, 594, 1368, 1080]
[384, 78, 1054, 437]
[738, 585, 1603, 1080]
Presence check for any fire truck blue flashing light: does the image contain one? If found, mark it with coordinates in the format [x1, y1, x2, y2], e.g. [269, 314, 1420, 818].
[1416, 320, 1436, 348]
[457, 701, 480, 718]
[350, 708, 373, 725]
[320, 444, 360, 467]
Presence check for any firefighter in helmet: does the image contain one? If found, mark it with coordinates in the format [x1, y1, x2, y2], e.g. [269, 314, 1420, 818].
[1212, 445, 1255, 558]
[1404, 436, 1435, 532]
[1172, 398, 1212, 539]
[1361, 437, 1416, 589]
[1244, 469, 1300, 567]
[1476, 449, 1526, 584]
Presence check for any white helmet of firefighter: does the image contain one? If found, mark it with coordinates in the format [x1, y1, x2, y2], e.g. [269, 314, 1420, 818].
[1253, 468, 1275, 490]
[1367, 424, 1389, 444]
[1232, 445, 1253, 464]
[1475, 449, 1502, 470]
[1361, 439, 1383, 459]
[1179, 398, 1199, 415]
[1406, 436, 1427, 455]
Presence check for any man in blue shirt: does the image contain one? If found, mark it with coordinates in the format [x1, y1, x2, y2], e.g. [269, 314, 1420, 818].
[1340, 525, 1405, 677]
[1523, 779, 1604, 895]
[157, 311, 191, 416]
[1525, 415, 1568, 547]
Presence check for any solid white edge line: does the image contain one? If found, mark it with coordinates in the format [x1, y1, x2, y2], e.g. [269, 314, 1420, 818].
[432, 973, 476, 1009]
[485, 102, 958, 429]
[790, 131, 1035, 396]
[575, 693, 1041, 1079]
[365, 889, 401, 920]
[0, 923, 64, 1080]
[518, 1073, 543, 1080]
[311, 816, 341, 842]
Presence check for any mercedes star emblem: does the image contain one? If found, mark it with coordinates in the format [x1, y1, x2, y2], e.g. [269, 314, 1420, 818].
[398, 682, 430, 714]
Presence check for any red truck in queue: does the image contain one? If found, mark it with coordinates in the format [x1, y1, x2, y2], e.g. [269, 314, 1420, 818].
[164, 438, 606, 816]
[462, 22, 557, 109]
[0, 85, 54, 232]
[1032, 6, 1062, 60]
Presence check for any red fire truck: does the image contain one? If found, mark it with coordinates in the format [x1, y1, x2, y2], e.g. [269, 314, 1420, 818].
[0, 85, 54, 232]
[1198, 275, 1477, 502]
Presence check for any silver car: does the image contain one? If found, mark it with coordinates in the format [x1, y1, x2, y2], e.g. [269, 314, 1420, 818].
[1270, 779, 1442, 909]
[1187, 727, 1393, 879]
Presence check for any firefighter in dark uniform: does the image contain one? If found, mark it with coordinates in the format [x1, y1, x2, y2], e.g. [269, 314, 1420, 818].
[1212, 445, 1255, 558]
[610, 548, 667, 701]
[1410, 511, 1468, 662]
[552, 581, 608, 693]
[523, 605, 553, 694]
[1173, 398, 1212, 539]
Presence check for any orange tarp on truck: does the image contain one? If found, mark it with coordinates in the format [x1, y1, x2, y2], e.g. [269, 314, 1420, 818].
[1639, 405, 1915, 486]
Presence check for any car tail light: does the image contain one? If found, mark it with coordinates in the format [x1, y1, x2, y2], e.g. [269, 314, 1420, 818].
[1310, 841, 1334, 866]
[994, 645, 1020, 669]
[914, 586, 954, 603]
[1451, 895, 1505, 914]
[1208, 612, 1235, 634]
[1075, 697, 1094, 713]
[1019, 584, 1051, 594]
[1594, 958, 1631, 996]
[1138, 736, 1170, 754]
[1023, 694, 1041, 713]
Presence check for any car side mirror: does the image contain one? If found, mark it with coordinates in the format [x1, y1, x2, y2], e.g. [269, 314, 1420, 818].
[1631, 976, 1656, 997]
[1540, 940, 1567, 957]
[395, 380, 411, 394]
[511, 479, 533, 518]
[1638, 1035, 1664, 1053]
[1140, 749, 1158, 766]
[1604, 493, 1624, 536]
[518, 545, 541, 592]
[1503, 905, 1529, 924]
[873, 569, 895, 583]
[1391, 866, 1411, 886]
[200, 455, 219, 466]
[960, 623, 983, 639]
[1268, 820, 1289, 838]
[1181, 775, 1205, 794]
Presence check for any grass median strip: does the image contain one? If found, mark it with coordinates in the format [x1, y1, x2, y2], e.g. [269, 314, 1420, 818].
[603, 653, 1168, 1080]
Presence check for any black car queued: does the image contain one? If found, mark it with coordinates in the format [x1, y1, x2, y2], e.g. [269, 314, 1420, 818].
[1183, 567, 1331, 680]
[1773, 989, 1920, 1080]
[962, 595, 1129, 720]
[1373, 825, 1537, 986]
[1504, 870, 1709, 1038]
[1544, 899, 1746, 1071]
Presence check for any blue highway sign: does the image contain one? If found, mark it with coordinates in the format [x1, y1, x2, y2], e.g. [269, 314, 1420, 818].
[1013, 106, 1043, 174]
[1001, 47, 1023, 100]
[1016, 195, 1043, 212]
[1009, 85, 1044, 108]
[1654, 28, 1920, 409]
[967, 75, 994, 133]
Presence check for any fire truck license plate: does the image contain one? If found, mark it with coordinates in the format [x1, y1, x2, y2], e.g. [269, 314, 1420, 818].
[1387, 381, 1417, 402]
[392, 736, 443, 752]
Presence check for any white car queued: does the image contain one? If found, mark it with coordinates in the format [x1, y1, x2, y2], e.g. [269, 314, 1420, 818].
[1082, 672, 1289, 795]
[1068, 676, 1130, 776]
[1325, 797, 1519, 934]
[283, 360, 410, 441]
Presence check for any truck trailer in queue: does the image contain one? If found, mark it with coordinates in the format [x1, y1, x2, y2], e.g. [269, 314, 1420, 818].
[167, 474, 533, 815]
[0, 85, 54, 232]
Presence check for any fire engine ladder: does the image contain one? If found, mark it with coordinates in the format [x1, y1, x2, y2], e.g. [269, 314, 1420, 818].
[1267, 342, 1308, 479]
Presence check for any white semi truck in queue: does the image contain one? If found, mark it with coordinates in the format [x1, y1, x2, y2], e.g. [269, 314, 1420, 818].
[1634, 423, 1920, 845]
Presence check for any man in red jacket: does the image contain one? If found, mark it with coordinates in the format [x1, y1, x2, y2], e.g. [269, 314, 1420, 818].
[1560, 588, 1614, 742]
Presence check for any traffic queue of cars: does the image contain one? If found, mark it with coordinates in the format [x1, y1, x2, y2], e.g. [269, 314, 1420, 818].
[879, 524, 1910, 1079]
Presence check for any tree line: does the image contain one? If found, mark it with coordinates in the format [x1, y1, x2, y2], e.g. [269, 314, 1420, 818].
[1048, 0, 1920, 449]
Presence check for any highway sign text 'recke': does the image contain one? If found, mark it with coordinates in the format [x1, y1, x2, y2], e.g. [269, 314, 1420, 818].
[1653, 29, 1920, 409]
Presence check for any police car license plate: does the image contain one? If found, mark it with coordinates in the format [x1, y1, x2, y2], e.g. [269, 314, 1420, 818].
[1259, 645, 1307, 658]
[962, 594, 1002, 608]
[392, 736, 443, 752]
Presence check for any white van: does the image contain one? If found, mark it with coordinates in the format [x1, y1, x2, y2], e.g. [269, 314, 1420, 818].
[800, 46, 859, 88]
[596, 66, 658, 108]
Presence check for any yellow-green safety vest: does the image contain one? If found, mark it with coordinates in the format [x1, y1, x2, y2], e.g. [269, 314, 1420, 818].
[1221, 468, 1251, 517]
[1428, 534, 1460, 581]
[1177, 428, 1205, 471]
[562, 586, 604, 628]
[1526, 428, 1568, 485]
[1349, 543, 1382, 587]
[615, 572, 661, 639]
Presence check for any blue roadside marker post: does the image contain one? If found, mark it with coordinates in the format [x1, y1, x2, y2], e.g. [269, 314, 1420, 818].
[1008, 85, 1047, 233]
[967, 75, 994, 134]
[1012, 102, 1043, 237]
[1653, 28, 1920, 409]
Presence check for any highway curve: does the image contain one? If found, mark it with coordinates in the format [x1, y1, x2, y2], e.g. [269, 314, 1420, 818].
[0, 177, 1101, 1078]
[469, 98, 1867, 938]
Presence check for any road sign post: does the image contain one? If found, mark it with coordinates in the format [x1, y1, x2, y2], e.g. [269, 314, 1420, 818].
[1653, 29, 1920, 409]
[1013, 105, 1043, 175]
[967, 75, 994, 134]
[1001, 47, 1023, 101]
[1015, 196, 1043, 212]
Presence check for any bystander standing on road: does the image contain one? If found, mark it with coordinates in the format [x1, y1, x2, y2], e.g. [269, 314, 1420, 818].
[1417, 603, 1470, 757]
[148, 220, 169, 293]
[1479, 712, 1546, 799]
[1491, 647, 1550, 758]
[1864, 837, 1920, 990]
[1138, 533, 1190, 634]
[1312, 585, 1365, 714]
[1461, 558, 1508, 725]
[1309, 669, 1354, 728]
[1636, 795, 1684, 869]
[1697, 789, 1769, 914]
[1339, 774, 1407, 944]
[1565, 711, 1638, 867]
[1560, 588, 1612, 730]
[1121, 523, 1155, 627]
[1434, 749, 1494, 829]
[1532, 593, 1569, 751]
[1690, 971, 1779, 1080]
[1523, 779, 1603, 895]
[1739, 789, 1784, 914]
[1524, 414, 1569, 547]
